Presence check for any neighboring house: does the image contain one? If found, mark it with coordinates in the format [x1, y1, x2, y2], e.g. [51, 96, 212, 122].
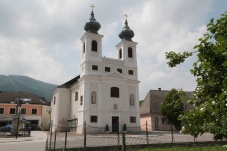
[0, 91, 50, 130]
[51, 9, 140, 134]
[140, 88, 193, 131]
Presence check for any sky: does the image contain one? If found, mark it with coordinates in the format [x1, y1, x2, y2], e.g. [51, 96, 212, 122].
[0, 0, 226, 100]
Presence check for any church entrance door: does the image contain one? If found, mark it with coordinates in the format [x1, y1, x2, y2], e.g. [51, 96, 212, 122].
[112, 116, 119, 133]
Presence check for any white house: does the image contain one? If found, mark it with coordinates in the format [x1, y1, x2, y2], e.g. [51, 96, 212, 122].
[51, 9, 140, 134]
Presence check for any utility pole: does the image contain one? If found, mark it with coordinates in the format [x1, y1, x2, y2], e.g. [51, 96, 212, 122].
[15, 98, 23, 139]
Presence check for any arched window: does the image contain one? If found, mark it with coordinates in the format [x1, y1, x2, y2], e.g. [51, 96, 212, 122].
[83, 42, 85, 53]
[128, 47, 133, 58]
[119, 49, 122, 59]
[130, 94, 134, 106]
[91, 91, 97, 104]
[92, 40, 97, 52]
[111, 87, 119, 98]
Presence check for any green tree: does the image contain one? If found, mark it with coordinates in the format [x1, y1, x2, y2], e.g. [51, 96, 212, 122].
[161, 88, 185, 129]
[166, 12, 227, 140]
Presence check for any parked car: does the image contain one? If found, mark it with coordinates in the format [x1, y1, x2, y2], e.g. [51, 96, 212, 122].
[0, 124, 12, 132]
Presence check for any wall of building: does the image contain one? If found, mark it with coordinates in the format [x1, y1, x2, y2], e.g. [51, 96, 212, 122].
[41, 105, 51, 130]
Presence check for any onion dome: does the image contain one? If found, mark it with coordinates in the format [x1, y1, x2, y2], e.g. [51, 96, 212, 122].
[84, 10, 101, 34]
[119, 19, 134, 41]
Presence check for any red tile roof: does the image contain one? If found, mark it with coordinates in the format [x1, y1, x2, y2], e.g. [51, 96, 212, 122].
[0, 91, 48, 105]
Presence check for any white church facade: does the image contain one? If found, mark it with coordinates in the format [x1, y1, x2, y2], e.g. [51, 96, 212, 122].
[51, 9, 140, 133]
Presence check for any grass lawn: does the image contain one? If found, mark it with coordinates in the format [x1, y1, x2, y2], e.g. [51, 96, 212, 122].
[135, 145, 225, 151]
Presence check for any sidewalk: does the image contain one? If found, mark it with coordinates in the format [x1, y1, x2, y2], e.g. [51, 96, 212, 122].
[0, 131, 47, 143]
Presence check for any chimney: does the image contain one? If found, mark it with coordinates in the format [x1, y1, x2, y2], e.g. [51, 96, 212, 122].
[158, 88, 161, 91]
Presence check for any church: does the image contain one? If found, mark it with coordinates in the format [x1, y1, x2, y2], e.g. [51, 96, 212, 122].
[51, 8, 140, 134]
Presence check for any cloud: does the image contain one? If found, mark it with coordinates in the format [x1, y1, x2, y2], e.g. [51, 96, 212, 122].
[0, 0, 225, 100]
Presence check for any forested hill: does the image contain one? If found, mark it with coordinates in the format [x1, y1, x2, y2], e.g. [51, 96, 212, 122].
[0, 75, 57, 102]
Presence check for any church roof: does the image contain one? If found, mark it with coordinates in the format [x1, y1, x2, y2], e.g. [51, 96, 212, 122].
[0, 91, 48, 105]
[58, 75, 80, 88]
[119, 19, 134, 41]
[140, 89, 193, 115]
[84, 10, 101, 34]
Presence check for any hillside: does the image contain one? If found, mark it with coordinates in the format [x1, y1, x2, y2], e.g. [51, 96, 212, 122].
[0, 75, 57, 102]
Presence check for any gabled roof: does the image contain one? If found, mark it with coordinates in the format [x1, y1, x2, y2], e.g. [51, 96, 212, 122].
[0, 91, 48, 105]
[140, 90, 193, 115]
[57, 75, 80, 88]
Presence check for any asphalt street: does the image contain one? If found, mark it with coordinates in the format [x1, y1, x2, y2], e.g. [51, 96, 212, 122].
[0, 131, 47, 151]
[0, 131, 216, 151]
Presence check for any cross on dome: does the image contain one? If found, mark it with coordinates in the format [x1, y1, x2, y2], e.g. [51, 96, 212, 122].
[124, 13, 128, 20]
[90, 4, 95, 11]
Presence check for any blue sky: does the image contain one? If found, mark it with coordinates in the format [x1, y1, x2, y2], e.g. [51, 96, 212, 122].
[0, 0, 226, 99]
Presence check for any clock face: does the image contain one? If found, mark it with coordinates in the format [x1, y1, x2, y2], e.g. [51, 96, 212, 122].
[113, 104, 118, 110]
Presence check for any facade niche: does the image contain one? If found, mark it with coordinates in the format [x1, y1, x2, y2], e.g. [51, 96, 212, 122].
[130, 94, 134, 106]
[91, 91, 97, 104]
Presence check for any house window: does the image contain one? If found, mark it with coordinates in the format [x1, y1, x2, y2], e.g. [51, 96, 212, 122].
[119, 49, 122, 59]
[128, 70, 133, 75]
[92, 40, 97, 52]
[0, 108, 4, 114]
[9, 108, 16, 114]
[128, 47, 133, 58]
[105, 67, 110, 72]
[130, 116, 136, 123]
[32, 108, 37, 114]
[92, 65, 98, 70]
[75, 92, 78, 101]
[111, 87, 119, 98]
[80, 96, 83, 105]
[90, 116, 97, 123]
[83, 42, 85, 53]
[162, 118, 169, 125]
[117, 68, 122, 74]
[53, 96, 56, 105]
[21, 108, 26, 114]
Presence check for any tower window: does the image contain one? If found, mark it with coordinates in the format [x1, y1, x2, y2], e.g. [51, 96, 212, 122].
[128, 47, 133, 58]
[105, 67, 110, 72]
[92, 40, 97, 52]
[90, 116, 97, 123]
[117, 68, 122, 74]
[128, 70, 133, 75]
[83, 42, 85, 53]
[92, 65, 98, 70]
[111, 87, 119, 98]
[119, 49, 122, 59]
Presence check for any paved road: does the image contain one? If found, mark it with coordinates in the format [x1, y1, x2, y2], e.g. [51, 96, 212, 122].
[0, 131, 216, 151]
[0, 131, 47, 151]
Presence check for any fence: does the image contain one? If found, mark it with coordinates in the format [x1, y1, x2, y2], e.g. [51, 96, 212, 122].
[46, 122, 226, 151]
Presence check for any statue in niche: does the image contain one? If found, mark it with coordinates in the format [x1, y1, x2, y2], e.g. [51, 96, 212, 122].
[130, 94, 134, 106]
[91, 91, 96, 104]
